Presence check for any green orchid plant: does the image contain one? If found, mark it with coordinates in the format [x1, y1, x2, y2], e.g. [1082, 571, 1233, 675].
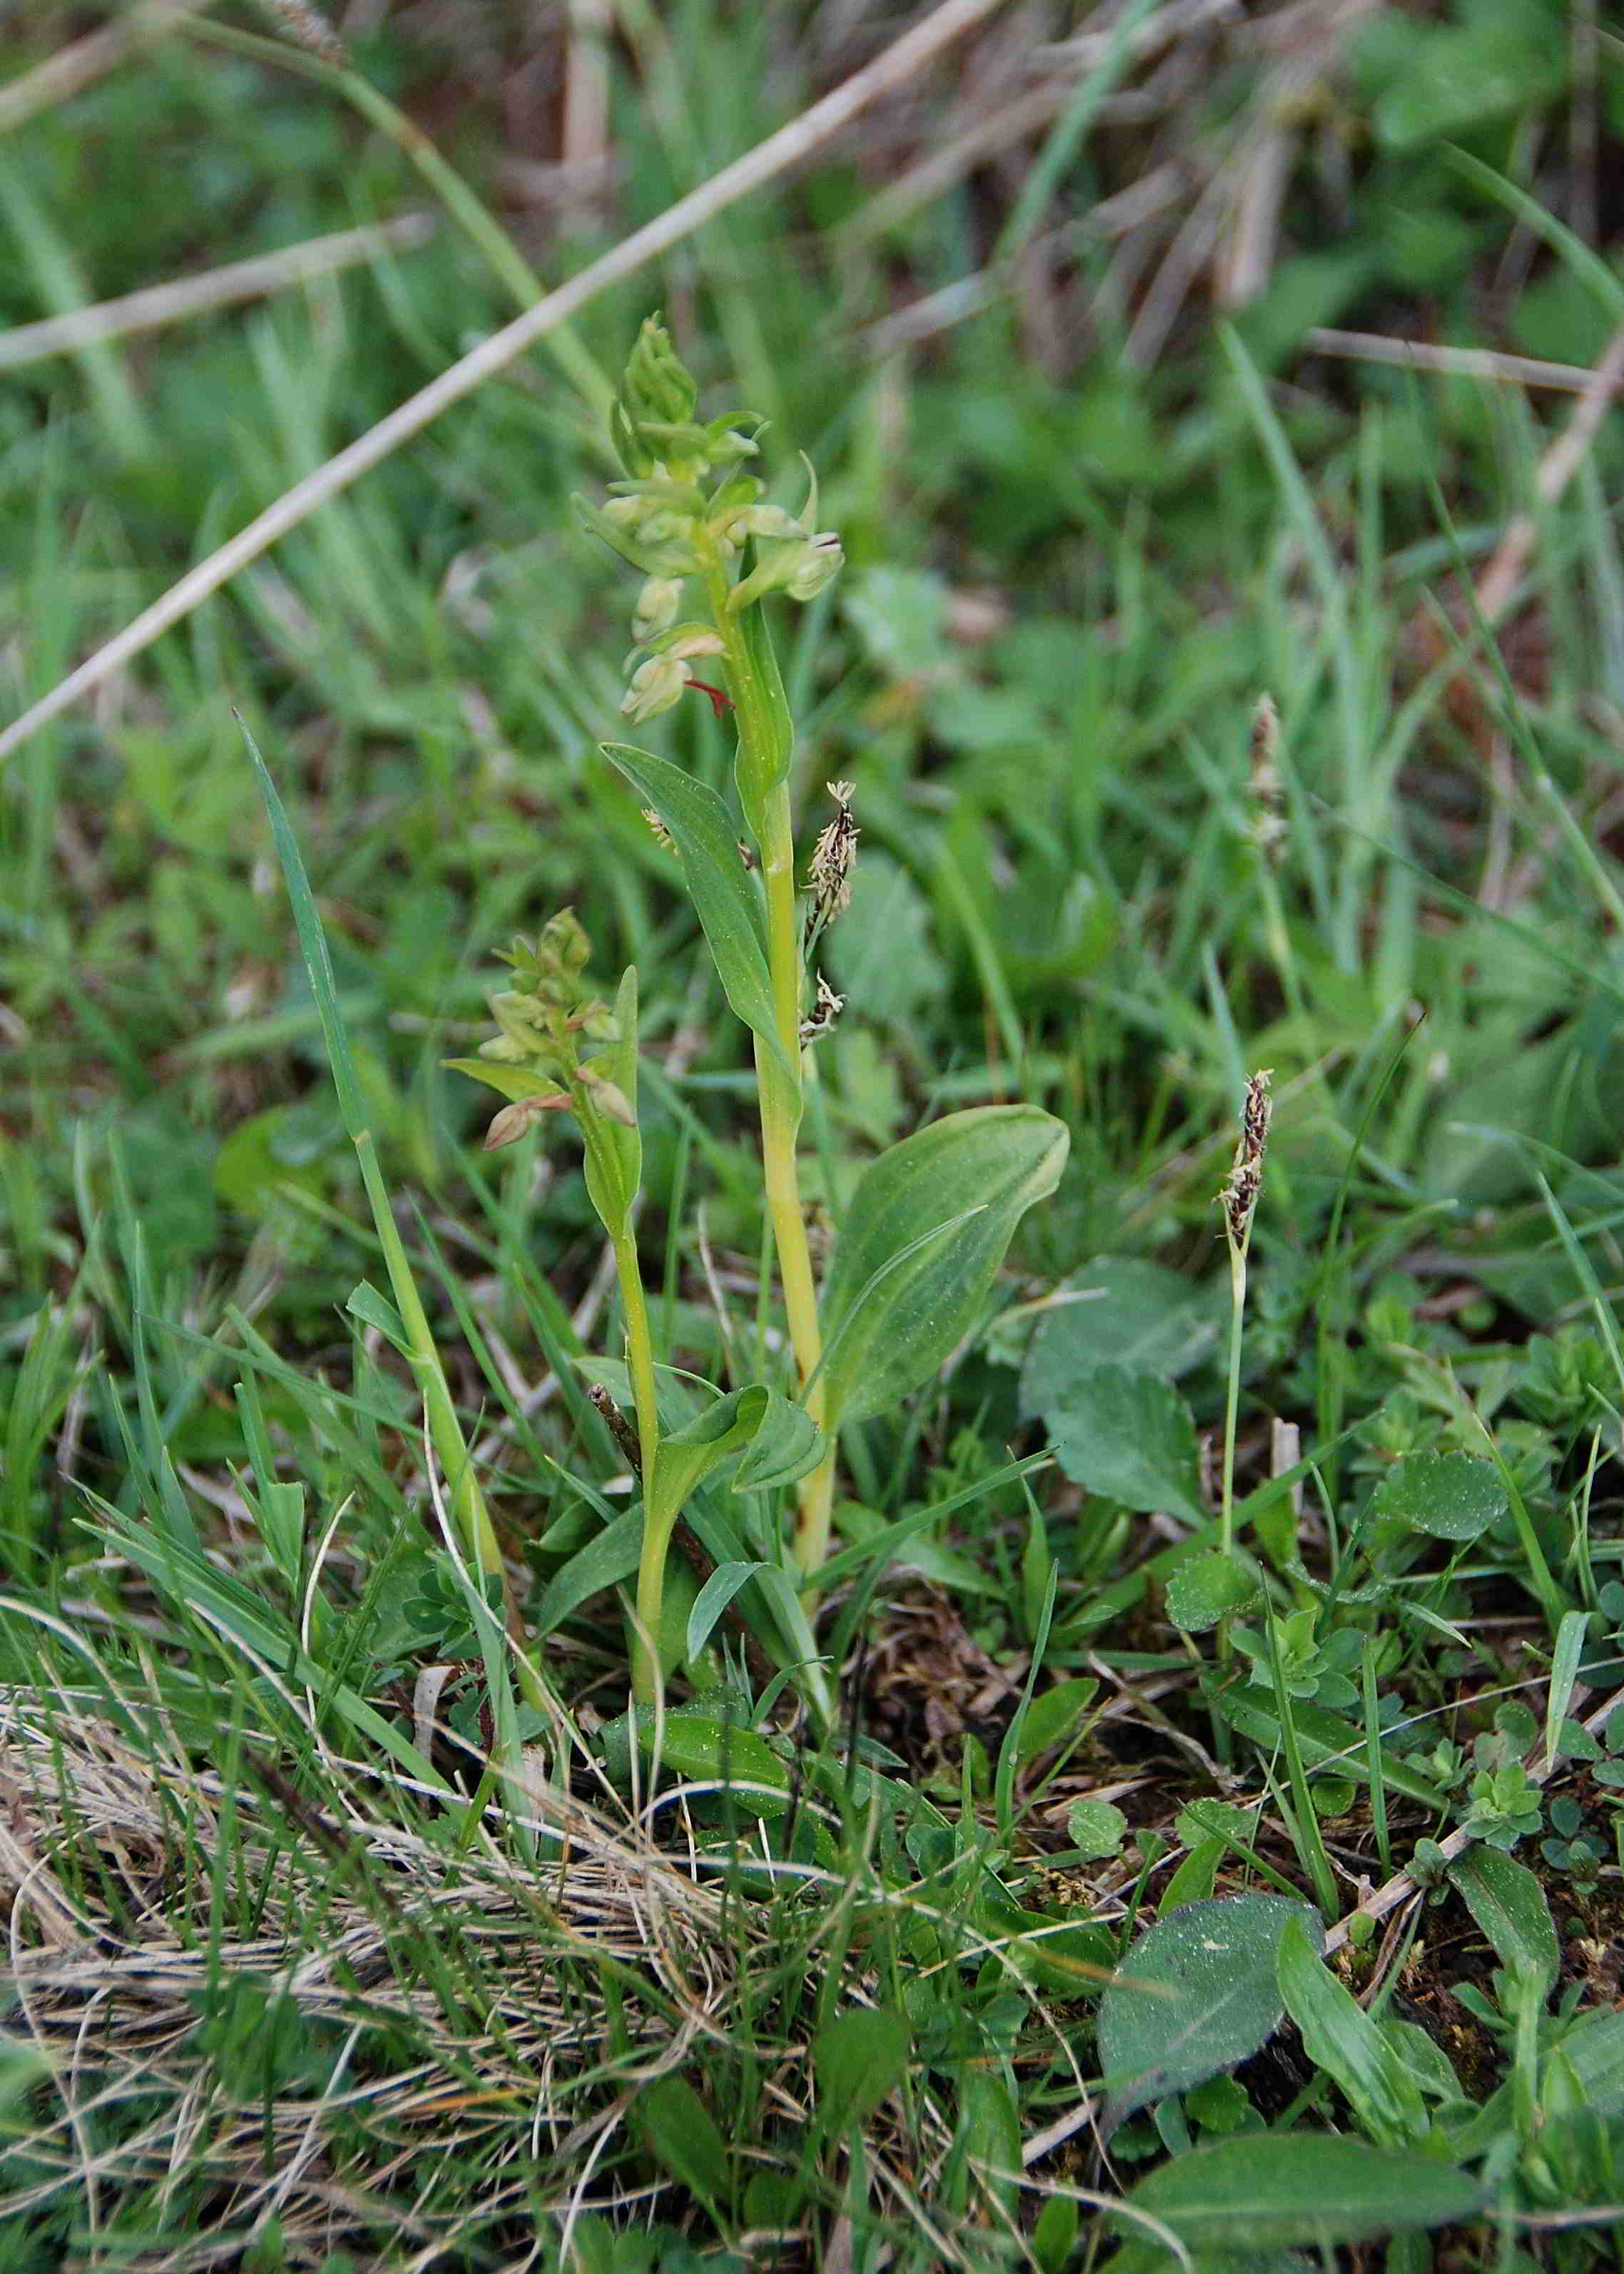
[456, 318, 1068, 1711]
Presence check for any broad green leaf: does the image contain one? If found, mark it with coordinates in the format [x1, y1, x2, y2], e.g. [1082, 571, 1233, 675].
[819, 1106, 1069, 1427]
[1551, 2009, 1624, 2118]
[958, 2064, 1021, 2219]
[531, 1508, 642, 1640]
[1031, 2193, 1078, 2274]
[1372, 24, 1564, 151]
[1277, 1916, 1427, 2146]
[578, 966, 642, 1239]
[813, 2007, 911, 2136]
[600, 743, 792, 1081]
[1014, 1675, 1099, 1763]
[1449, 1847, 1558, 1992]
[651, 1382, 824, 1528]
[598, 1701, 792, 1818]
[685, 1559, 772, 1663]
[1021, 1258, 1222, 1405]
[1110, 2246, 1323, 2274]
[1114, 2136, 1486, 2252]
[1160, 1837, 1224, 1911]
[634, 2076, 727, 2205]
[1381, 2018, 1465, 2107]
[1098, 1895, 1320, 2128]
[1371, 1450, 1507, 1541]
[1166, 1551, 1259, 1633]
[1042, 1363, 1203, 1521]
[1066, 1799, 1127, 1860]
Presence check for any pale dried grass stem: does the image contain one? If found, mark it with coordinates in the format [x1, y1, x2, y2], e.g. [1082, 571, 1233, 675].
[0, 213, 434, 373]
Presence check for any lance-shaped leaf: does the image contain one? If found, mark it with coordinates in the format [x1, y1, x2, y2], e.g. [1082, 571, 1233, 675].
[577, 965, 642, 1241]
[819, 1106, 1069, 1428]
[442, 1059, 566, 1106]
[650, 1381, 824, 1530]
[732, 581, 793, 838]
[601, 743, 795, 1084]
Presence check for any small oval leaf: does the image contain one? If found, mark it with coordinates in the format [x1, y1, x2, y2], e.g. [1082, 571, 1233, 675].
[634, 2075, 728, 2205]
[1098, 1895, 1321, 2128]
[819, 1106, 1069, 1427]
[1371, 1449, 1508, 1541]
[813, 2007, 911, 2137]
[1167, 1551, 1260, 1633]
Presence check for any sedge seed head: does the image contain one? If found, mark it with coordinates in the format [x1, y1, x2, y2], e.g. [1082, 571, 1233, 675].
[1247, 691, 1287, 867]
[1219, 1067, 1272, 1248]
[259, 0, 347, 64]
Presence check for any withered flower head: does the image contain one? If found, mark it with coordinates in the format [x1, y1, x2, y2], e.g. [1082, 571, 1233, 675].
[798, 973, 845, 1047]
[1220, 1068, 1272, 1248]
[808, 780, 858, 926]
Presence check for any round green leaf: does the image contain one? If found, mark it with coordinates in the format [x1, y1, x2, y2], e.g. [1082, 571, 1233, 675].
[1066, 1799, 1127, 1861]
[1372, 1450, 1508, 1541]
[1166, 1552, 1260, 1633]
[1021, 1258, 1222, 1407]
[1043, 1363, 1204, 1521]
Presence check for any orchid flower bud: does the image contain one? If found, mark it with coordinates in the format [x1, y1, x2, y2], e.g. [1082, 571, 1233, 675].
[633, 577, 684, 641]
[621, 654, 692, 723]
[786, 534, 844, 602]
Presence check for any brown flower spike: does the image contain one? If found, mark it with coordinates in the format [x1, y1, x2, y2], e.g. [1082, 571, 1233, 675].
[1220, 1069, 1272, 1248]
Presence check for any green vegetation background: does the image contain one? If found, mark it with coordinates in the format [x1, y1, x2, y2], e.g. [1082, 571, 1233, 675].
[4, 2, 1624, 2270]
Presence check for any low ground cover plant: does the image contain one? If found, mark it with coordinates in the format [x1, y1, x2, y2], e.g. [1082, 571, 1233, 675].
[6, 4, 1624, 2269]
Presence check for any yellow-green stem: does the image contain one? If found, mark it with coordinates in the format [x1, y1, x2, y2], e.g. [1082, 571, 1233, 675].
[617, 1227, 662, 1494]
[618, 1225, 670, 1710]
[703, 556, 837, 1581]
[752, 778, 834, 1579]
